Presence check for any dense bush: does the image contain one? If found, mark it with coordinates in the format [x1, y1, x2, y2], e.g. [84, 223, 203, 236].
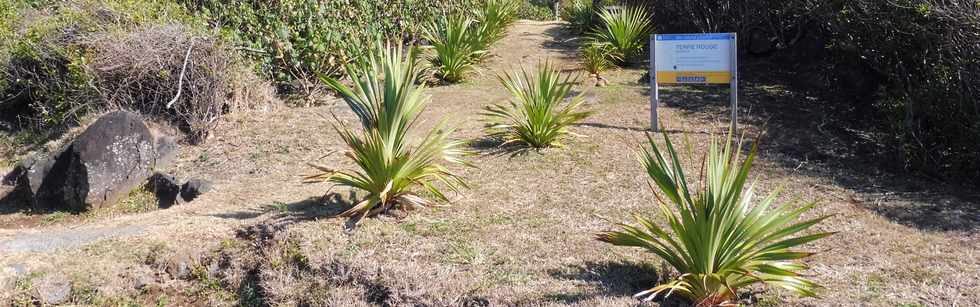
[180, 0, 478, 93]
[836, 1, 979, 180]
[86, 25, 272, 143]
[647, 0, 980, 183]
[0, 0, 271, 143]
[515, 0, 555, 21]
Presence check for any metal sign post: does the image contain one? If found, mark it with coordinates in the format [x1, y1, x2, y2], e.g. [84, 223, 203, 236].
[650, 35, 659, 132]
[729, 33, 738, 132]
[649, 33, 738, 132]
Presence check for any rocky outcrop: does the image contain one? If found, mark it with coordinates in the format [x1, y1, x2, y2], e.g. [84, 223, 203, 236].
[3, 111, 177, 211]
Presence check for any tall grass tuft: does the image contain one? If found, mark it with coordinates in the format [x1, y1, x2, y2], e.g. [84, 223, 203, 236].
[309, 42, 469, 222]
[590, 6, 652, 63]
[482, 61, 593, 148]
[598, 132, 833, 306]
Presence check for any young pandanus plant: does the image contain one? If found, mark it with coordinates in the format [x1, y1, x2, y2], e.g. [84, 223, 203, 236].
[598, 132, 833, 306]
[307, 42, 470, 223]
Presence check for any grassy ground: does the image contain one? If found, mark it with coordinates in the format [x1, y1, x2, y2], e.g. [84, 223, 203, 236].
[0, 21, 978, 306]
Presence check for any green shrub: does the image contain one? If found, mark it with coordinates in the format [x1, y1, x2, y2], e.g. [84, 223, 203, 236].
[598, 132, 832, 305]
[590, 6, 652, 64]
[482, 61, 592, 148]
[181, 0, 471, 93]
[307, 42, 469, 222]
[646, 0, 980, 183]
[835, 1, 980, 181]
[2, 24, 94, 127]
[515, 0, 554, 20]
[0, 0, 24, 48]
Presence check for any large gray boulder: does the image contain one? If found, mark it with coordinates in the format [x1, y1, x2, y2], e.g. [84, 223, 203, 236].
[4, 111, 177, 211]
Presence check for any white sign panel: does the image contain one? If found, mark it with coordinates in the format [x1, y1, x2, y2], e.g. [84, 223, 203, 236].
[653, 33, 735, 84]
[649, 33, 739, 132]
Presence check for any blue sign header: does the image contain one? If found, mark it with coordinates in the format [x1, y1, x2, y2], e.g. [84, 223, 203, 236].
[656, 33, 733, 41]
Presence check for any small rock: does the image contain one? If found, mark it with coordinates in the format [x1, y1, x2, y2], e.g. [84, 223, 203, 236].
[0, 263, 29, 291]
[165, 258, 192, 280]
[180, 179, 212, 202]
[595, 77, 609, 87]
[147, 173, 180, 208]
[35, 273, 72, 305]
[4, 153, 60, 203]
[128, 268, 156, 290]
[9, 263, 28, 275]
[163, 249, 203, 280]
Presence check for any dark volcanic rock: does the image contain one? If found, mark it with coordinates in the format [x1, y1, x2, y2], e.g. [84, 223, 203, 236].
[3, 152, 61, 203]
[147, 172, 180, 208]
[4, 111, 178, 211]
[33, 111, 154, 211]
[180, 179, 212, 202]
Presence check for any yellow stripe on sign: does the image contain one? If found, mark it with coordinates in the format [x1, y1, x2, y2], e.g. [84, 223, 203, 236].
[656, 71, 732, 84]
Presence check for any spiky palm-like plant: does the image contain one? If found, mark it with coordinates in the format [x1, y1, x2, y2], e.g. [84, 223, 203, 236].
[473, 0, 518, 51]
[308, 42, 469, 221]
[597, 132, 833, 306]
[590, 6, 652, 62]
[482, 61, 593, 148]
[581, 42, 620, 85]
[425, 14, 486, 83]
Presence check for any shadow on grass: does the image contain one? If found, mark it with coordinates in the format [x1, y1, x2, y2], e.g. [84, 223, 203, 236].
[572, 122, 722, 136]
[210, 191, 358, 233]
[704, 61, 980, 232]
[467, 136, 537, 158]
[539, 23, 581, 60]
[651, 58, 980, 232]
[545, 260, 687, 306]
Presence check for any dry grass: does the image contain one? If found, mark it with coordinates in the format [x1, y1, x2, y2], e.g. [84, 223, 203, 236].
[0, 21, 978, 306]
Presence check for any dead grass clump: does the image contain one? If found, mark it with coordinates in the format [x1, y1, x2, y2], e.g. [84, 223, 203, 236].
[0, 0, 277, 144]
[194, 217, 491, 306]
[85, 24, 275, 143]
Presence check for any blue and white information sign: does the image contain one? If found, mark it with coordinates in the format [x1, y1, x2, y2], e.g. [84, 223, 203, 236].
[654, 33, 735, 84]
[649, 33, 739, 131]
